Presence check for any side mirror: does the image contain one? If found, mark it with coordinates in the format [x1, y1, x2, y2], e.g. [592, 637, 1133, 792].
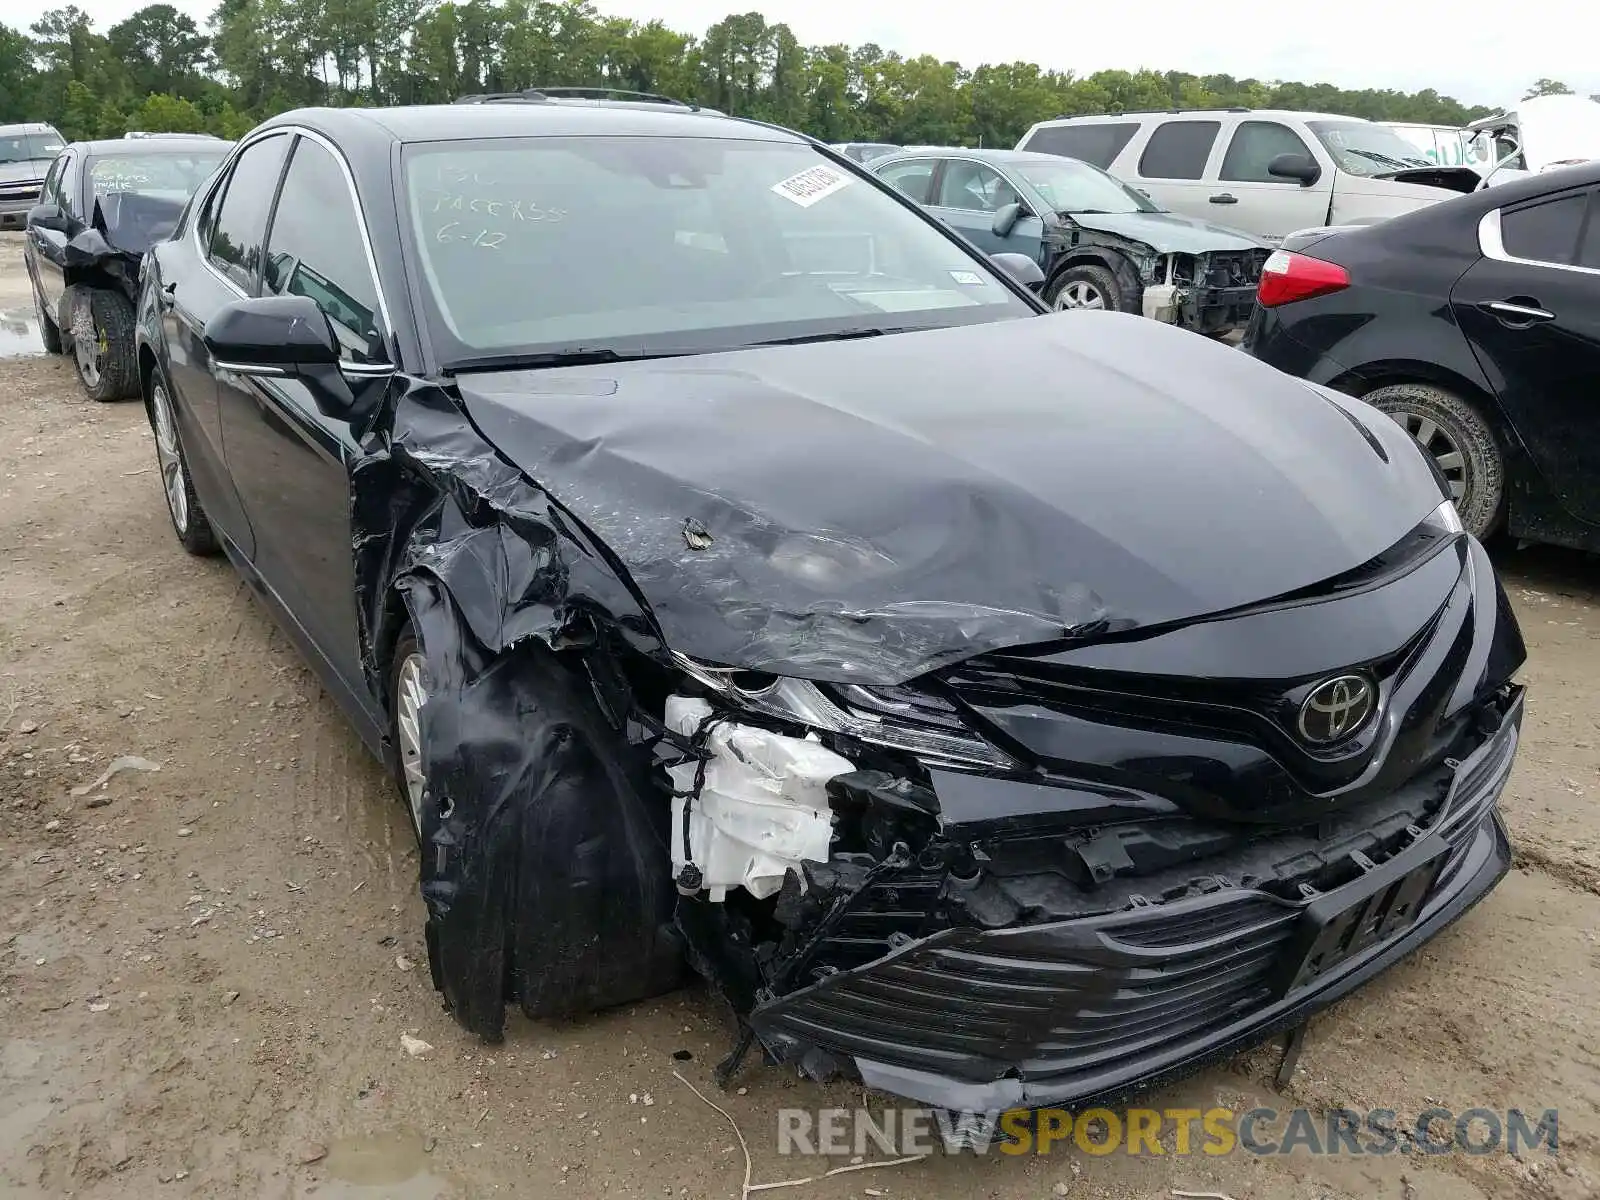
[1268, 153, 1322, 187]
[990, 252, 1045, 291]
[27, 202, 66, 232]
[203, 295, 376, 421]
[991, 201, 1023, 238]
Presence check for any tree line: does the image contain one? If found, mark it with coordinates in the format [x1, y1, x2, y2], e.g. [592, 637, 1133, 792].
[0, 2, 1574, 150]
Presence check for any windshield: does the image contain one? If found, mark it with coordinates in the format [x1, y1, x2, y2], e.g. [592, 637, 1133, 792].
[1307, 121, 1434, 175]
[0, 131, 65, 166]
[1011, 158, 1160, 214]
[401, 136, 1032, 367]
[87, 151, 229, 201]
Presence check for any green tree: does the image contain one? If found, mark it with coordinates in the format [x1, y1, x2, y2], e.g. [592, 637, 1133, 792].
[0, 23, 39, 121]
[1523, 78, 1574, 100]
[107, 6, 210, 99]
[131, 91, 207, 132]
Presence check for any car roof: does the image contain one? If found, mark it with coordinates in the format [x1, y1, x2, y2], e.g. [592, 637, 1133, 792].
[0, 122, 62, 135]
[257, 103, 803, 145]
[73, 137, 233, 155]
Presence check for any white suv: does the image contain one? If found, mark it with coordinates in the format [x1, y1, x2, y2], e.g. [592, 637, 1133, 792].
[1017, 109, 1475, 244]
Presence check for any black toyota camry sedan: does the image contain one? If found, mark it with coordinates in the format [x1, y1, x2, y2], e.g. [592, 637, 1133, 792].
[134, 95, 1525, 1112]
[1244, 161, 1600, 554]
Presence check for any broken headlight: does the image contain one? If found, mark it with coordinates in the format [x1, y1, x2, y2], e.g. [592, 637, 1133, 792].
[673, 655, 1015, 770]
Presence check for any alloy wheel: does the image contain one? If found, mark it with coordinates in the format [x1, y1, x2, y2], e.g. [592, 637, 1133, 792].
[75, 320, 104, 386]
[1391, 410, 1468, 501]
[395, 652, 429, 833]
[1054, 281, 1106, 311]
[150, 381, 189, 533]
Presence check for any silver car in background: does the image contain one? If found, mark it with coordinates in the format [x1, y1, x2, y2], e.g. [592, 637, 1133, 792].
[0, 123, 66, 231]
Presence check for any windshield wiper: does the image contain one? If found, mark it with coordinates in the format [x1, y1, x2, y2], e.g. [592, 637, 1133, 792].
[441, 346, 692, 374]
[744, 326, 924, 347]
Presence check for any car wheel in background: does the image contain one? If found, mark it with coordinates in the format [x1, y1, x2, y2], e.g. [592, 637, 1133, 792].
[1046, 263, 1123, 312]
[34, 284, 63, 354]
[147, 367, 220, 556]
[1364, 381, 1504, 539]
[68, 286, 138, 401]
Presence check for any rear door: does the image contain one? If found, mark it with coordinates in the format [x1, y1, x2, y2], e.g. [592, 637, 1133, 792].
[1213, 119, 1333, 242]
[1122, 118, 1223, 222]
[1451, 186, 1600, 525]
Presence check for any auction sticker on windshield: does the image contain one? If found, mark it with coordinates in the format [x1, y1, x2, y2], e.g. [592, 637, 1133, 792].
[772, 164, 852, 208]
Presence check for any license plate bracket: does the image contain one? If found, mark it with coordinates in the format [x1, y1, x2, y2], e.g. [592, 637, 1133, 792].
[1275, 834, 1451, 996]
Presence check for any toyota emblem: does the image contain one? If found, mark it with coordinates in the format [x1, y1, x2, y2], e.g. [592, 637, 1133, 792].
[1297, 674, 1375, 745]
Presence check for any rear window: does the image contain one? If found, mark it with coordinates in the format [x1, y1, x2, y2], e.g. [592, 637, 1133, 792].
[1138, 121, 1221, 179]
[1501, 192, 1587, 265]
[1021, 122, 1138, 168]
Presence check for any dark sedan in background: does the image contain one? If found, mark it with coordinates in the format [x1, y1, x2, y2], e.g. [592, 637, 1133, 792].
[871, 147, 1269, 335]
[24, 134, 230, 400]
[1245, 161, 1600, 552]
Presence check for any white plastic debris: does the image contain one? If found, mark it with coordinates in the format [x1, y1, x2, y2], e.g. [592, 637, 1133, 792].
[400, 1033, 434, 1057]
[70, 756, 161, 796]
[665, 696, 853, 902]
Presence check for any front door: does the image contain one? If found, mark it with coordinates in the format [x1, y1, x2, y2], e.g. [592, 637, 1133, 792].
[1212, 120, 1332, 243]
[27, 151, 78, 322]
[1451, 186, 1600, 527]
[217, 132, 391, 697]
[927, 159, 1043, 261]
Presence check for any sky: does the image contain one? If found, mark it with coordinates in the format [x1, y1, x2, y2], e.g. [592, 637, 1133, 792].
[9, 0, 1596, 112]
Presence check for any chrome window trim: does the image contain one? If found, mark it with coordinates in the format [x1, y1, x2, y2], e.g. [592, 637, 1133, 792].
[193, 125, 396, 358]
[1478, 205, 1600, 278]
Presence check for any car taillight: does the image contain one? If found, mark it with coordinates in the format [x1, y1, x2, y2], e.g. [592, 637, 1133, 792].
[1256, 249, 1351, 307]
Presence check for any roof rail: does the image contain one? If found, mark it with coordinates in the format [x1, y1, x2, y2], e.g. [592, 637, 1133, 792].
[452, 86, 700, 109]
[1050, 106, 1253, 120]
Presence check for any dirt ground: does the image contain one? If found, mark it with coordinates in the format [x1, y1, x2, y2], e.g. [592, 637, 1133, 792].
[2, 230, 1598, 1200]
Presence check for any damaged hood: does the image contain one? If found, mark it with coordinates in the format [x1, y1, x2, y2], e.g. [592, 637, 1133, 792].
[454, 313, 1441, 684]
[1063, 210, 1265, 253]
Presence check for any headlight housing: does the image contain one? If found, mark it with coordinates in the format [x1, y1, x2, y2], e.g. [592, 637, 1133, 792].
[1425, 497, 1463, 535]
[673, 654, 1015, 770]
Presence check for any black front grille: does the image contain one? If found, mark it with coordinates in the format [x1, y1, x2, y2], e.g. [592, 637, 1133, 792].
[753, 697, 1520, 1092]
[758, 893, 1297, 1084]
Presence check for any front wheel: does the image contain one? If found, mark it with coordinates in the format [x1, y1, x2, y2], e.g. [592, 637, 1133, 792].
[69, 287, 138, 401]
[389, 629, 431, 842]
[1363, 381, 1504, 539]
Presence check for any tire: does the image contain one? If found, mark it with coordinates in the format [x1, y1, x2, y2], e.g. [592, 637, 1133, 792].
[147, 364, 219, 556]
[1045, 262, 1140, 315]
[389, 628, 430, 842]
[34, 282, 63, 354]
[1363, 382, 1504, 539]
[67, 286, 139, 401]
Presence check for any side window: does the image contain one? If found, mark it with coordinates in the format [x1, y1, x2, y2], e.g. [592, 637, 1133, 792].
[263, 136, 385, 365]
[1022, 123, 1139, 169]
[877, 158, 937, 205]
[1577, 194, 1600, 270]
[56, 152, 80, 219]
[1501, 191, 1588, 266]
[1137, 121, 1221, 180]
[39, 155, 64, 206]
[1220, 121, 1316, 183]
[936, 162, 1019, 213]
[208, 133, 290, 292]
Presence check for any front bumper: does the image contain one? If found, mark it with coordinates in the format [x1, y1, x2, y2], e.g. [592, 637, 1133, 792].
[748, 691, 1520, 1111]
[0, 190, 41, 230]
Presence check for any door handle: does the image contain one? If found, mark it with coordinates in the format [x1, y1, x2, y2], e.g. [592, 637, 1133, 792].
[1481, 299, 1554, 324]
[1210, 193, 1238, 204]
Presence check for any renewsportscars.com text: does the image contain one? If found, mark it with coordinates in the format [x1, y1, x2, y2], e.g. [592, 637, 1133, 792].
[777, 1106, 1560, 1158]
